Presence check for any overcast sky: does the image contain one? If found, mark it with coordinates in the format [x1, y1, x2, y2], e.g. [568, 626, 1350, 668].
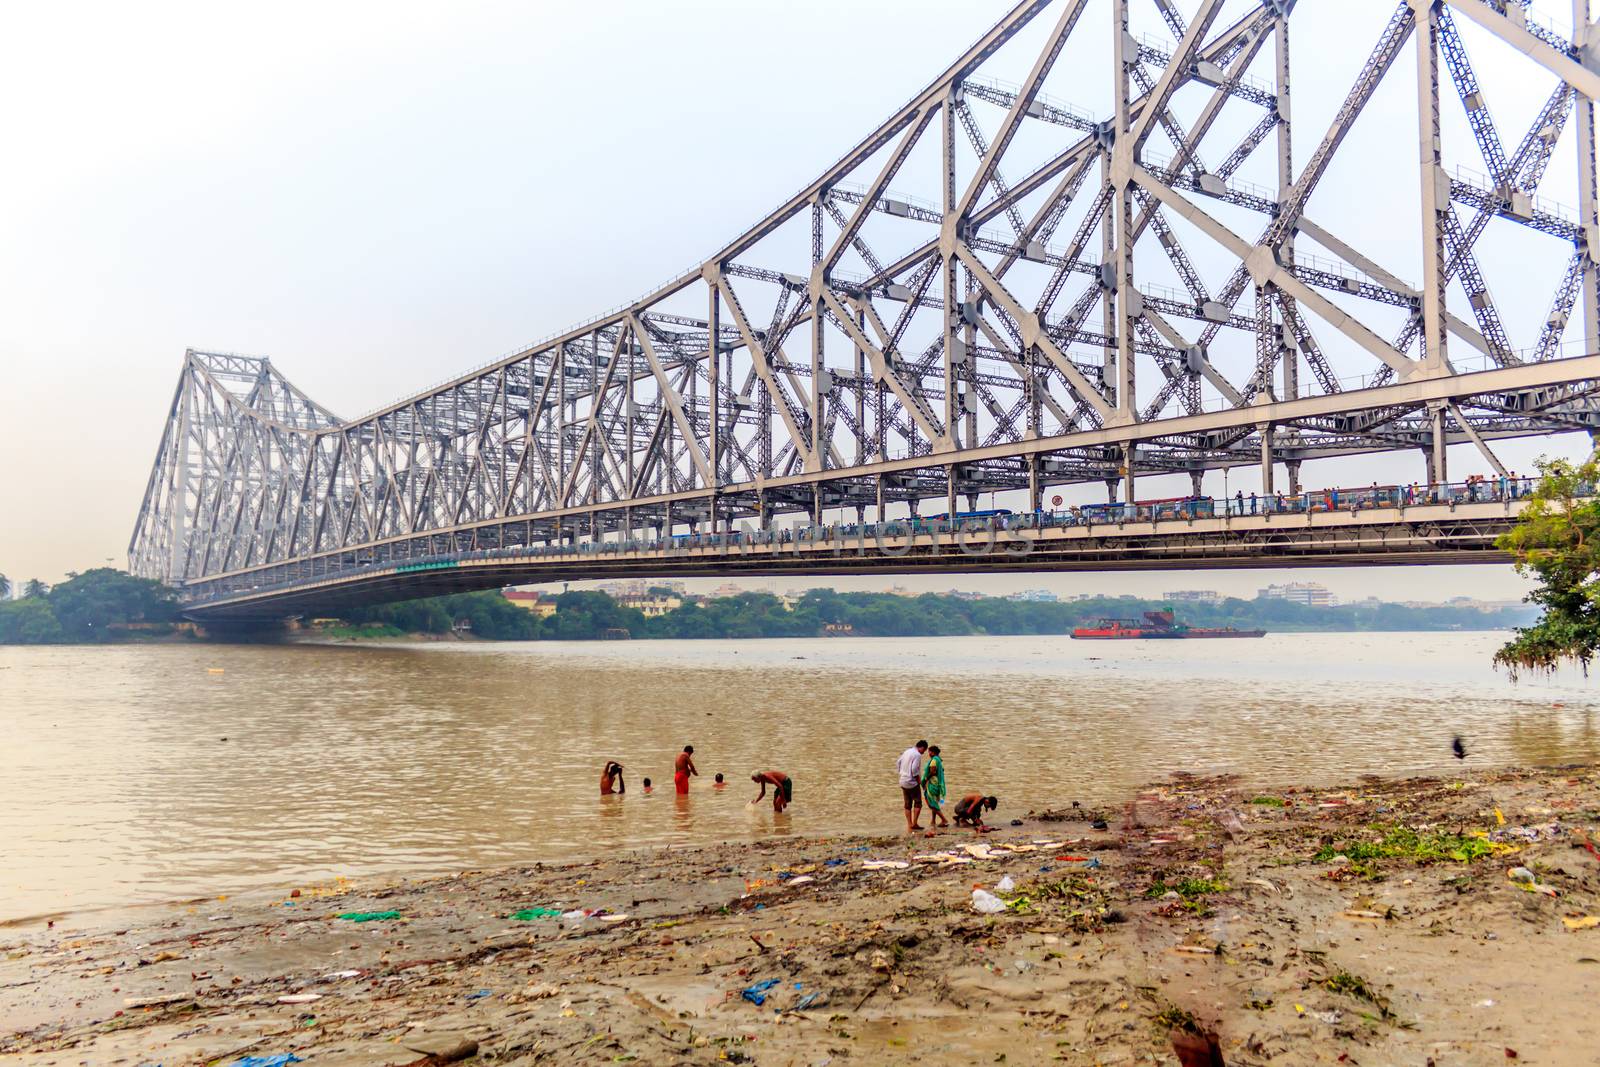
[1, 0, 1590, 603]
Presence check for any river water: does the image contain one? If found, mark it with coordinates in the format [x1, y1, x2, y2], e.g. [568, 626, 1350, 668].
[1, 632, 1596, 921]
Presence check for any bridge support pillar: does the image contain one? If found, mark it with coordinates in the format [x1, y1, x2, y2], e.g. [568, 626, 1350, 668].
[759, 491, 771, 531]
[1286, 459, 1302, 496]
[946, 465, 958, 519]
[1029, 457, 1042, 513]
[1259, 424, 1275, 495]
[811, 484, 823, 526]
[1120, 443, 1135, 507]
[875, 476, 885, 521]
[1428, 402, 1448, 485]
[1105, 478, 1119, 504]
[1189, 470, 1204, 499]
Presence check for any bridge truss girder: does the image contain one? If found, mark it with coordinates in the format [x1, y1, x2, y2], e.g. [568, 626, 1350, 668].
[132, 0, 1600, 601]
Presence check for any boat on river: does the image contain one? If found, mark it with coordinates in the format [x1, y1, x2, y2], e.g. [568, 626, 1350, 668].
[1070, 609, 1266, 640]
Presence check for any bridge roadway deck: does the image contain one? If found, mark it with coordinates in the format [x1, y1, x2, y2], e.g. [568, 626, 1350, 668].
[184, 496, 1527, 620]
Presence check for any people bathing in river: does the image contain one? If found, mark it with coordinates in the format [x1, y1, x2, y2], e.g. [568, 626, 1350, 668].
[674, 745, 699, 794]
[600, 761, 625, 795]
[953, 794, 999, 833]
[897, 739, 929, 831]
[713, 773, 726, 789]
[922, 745, 948, 829]
[642, 778, 652, 794]
[751, 770, 791, 812]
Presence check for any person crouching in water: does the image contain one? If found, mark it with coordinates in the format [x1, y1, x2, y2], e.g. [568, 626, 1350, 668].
[751, 770, 792, 813]
[953, 794, 998, 833]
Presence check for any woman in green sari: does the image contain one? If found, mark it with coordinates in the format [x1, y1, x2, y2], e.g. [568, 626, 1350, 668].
[922, 744, 948, 829]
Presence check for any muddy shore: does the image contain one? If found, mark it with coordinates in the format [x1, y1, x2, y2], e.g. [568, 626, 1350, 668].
[4, 765, 1598, 1066]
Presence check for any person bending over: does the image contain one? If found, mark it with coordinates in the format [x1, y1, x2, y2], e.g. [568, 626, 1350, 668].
[751, 770, 792, 813]
[953, 794, 998, 833]
[600, 761, 626, 795]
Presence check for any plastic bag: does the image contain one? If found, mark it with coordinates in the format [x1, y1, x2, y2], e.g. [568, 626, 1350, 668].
[971, 888, 1007, 914]
[996, 875, 1015, 893]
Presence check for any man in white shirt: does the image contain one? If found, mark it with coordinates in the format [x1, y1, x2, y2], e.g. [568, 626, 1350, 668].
[896, 740, 929, 832]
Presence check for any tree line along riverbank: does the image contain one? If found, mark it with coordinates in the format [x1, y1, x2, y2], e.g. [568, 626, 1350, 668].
[322, 587, 1537, 642]
[0, 574, 1536, 646]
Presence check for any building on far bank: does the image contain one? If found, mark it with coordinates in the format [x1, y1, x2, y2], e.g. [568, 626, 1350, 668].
[1007, 589, 1060, 603]
[1257, 581, 1338, 607]
[615, 590, 683, 617]
[710, 582, 745, 599]
[502, 588, 558, 618]
[1163, 589, 1221, 604]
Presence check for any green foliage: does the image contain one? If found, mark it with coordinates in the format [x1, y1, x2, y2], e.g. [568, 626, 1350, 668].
[331, 584, 1541, 643]
[1249, 795, 1286, 807]
[1313, 825, 1492, 864]
[45, 568, 180, 641]
[0, 568, 181, 644]
[1323, 970, 1392, 1018]
[344, 590, 541, 640]
[1144, 876, 1229, 899]
[0, 598, 65, 644]
[1494, 452, 1600, 676]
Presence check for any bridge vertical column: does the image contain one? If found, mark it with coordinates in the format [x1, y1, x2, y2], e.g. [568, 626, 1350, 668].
[1429, 401, 1449, 484]
[812, 200, 830, 472]
[946, 465, 958, 520]
[1286, 459, 1302, 497]
[855, 306, 867, 466]
[942, 84, 961, 451]
[167, 358, 193, 582]
[708, 281, 722, 534]
[1110, 0, 1136, 417]
[1029, 456, 1042, 514]
[1275, 8, 1298, 403]
[555, 340, 567, 542]
[1121, 443, 1135, 508]
[1259, 423, 1275, 496]
[1576, 0, 1600, 357]
[1415, 0, 1450, 374]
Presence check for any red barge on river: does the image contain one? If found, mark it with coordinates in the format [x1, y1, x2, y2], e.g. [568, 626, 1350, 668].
[1070, 609, 1266, 640]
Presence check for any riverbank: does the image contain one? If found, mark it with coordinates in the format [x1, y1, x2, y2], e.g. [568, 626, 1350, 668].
[4, 764, 1597, 1065]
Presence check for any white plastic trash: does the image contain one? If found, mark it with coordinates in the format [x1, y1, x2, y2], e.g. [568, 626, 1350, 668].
[971, 888, 1007, 914]
[996, 875, 1015, 893]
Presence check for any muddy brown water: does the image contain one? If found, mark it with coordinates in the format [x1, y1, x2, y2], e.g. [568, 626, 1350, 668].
[2, 632, 1595, 921]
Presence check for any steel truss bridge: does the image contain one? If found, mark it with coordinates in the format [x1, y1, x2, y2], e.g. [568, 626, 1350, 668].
[133, 0, 1600, 619]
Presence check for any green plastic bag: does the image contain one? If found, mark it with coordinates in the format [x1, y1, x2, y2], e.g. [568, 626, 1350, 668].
[508, 907, 564, 921]
[335, 910, 401, 922]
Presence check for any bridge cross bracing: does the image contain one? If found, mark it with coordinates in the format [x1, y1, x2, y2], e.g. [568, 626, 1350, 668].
[131, 0, 1600, 613]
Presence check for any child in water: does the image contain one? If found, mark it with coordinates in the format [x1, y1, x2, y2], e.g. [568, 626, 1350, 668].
[713, 773, 726, 789]
[642, 778, 653, 794]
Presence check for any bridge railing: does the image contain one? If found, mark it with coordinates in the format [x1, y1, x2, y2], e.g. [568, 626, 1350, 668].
[179, 476, 1549, 607]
